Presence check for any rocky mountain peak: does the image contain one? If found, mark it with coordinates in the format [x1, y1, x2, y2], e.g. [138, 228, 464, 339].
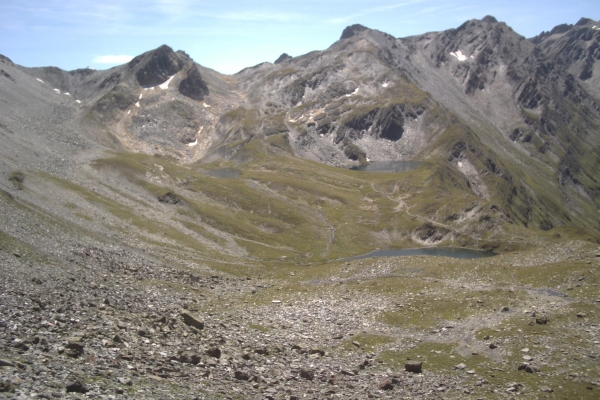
[0, 54, 14, 65]
[274, 53, 293, 64]
[575, 17, 595, 26]
[340, 24, 370, 40]
[129, 44, 184, 87]
[481, 15, 498, 23]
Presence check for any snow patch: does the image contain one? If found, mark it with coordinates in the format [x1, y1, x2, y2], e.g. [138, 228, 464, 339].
[75, 100, 82, 104]
[188, 127, 203, 147]
[127, 110, 131, 115]
[382, 82, 389, 88]
[203, 103, 211, 108]
[36, 78, 44, 83]
[53, 88, 60, 93]
[458, 161, 463, 168]
[346, 88, 359, 97]
[450, 50, 468, 61]
[135, 102, 140, 107]
[64, 92, 71, 96]
[139, 94, 143, 99]
[159, 75, 175, 90]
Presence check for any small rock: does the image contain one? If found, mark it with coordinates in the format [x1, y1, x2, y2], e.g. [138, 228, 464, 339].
[489, 343, 498, 349]
[65, 380, 88, 394]
[405, 361, 422, 373]
[577, 312, 587, 318]
[66, 340, 84, 358]
[180, 351, 201, 365]
[292, 343, 309, 352]
[117, 377, 132, 386]
[523, 355, 534, 362]
[180, 311, 204, 330]
[455, 363, 466, 370]
[525, 364, 540, 373]
[0, 359, 16, 367]
[535, 315, 549, 325]
[501, 306, 510, 312]
[254, 347, 269, 356]
[234, 370, 250, 381]
[300, 368, 314, 381]
[540, 386, 554, 393]
[0, 381, 15, 393]
[308, 348, 325, 356]
[379, 379, 394, 390]
[206, 347, 222, 359]
[352, 341, 361, 348]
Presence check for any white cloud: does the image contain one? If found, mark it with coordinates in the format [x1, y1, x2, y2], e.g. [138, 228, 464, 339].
[92, 55, 134, 64]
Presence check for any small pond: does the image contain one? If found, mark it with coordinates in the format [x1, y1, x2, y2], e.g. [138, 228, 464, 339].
[349, 161, 423, 173]
[205, 169, 240, 178]
[346, 247, 496, 260]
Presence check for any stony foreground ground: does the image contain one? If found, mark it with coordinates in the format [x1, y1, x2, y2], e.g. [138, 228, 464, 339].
[1, 232, 600, 399]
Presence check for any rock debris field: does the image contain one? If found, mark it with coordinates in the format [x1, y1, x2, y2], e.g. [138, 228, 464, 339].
[1, 232, 600, 399]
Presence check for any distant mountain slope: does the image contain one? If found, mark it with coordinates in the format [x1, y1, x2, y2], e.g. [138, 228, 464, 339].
[1, 16, 599, 254]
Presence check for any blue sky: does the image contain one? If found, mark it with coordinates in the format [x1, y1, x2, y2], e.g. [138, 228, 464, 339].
[1, 0, 598, 74]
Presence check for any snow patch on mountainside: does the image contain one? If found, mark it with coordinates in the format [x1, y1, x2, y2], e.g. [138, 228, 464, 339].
[450, 50, 468, 61]
[159, 75, 175, 90]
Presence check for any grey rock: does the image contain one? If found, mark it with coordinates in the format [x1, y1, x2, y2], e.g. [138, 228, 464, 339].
[378, 379, 394, 390]
[405, 361, 423, 373]
[206, 347, 222, 359]
[299, 368, 314, 381]
[180, 311, 204, 330]
[234, 370, 250, 381]
[117, 377, 132, 386]
[65, 380, 88, 393]
[0, 359, 15, 368]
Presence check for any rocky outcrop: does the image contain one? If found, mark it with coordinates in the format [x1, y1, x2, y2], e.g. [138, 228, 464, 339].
[131, 45, 183, 87]
[178, 65, 209, 101]
[274, 53, 293, 64]
[92, 85, 136, 122]
[340, 24, 369, 40]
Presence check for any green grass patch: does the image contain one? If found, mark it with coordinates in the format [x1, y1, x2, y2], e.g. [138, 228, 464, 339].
[339, 333, 396, 353]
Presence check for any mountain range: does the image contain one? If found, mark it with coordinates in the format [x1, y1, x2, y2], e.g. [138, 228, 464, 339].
[2, 16, 600, 399]
[3, 16, 600, 254]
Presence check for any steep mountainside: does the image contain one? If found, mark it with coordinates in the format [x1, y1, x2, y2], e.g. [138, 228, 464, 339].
[1, 17, 600, 252]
